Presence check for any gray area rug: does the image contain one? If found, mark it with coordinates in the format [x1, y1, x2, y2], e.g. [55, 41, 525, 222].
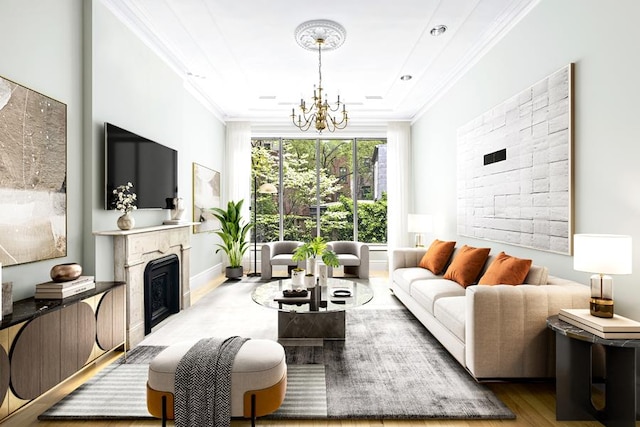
[40, 309, 514, 420]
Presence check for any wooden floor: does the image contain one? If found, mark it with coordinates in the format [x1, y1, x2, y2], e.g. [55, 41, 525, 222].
[0, 272, 607, 427]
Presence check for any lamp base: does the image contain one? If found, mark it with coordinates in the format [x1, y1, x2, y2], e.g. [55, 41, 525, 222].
[590, 297, 614, 318]
[414, 234, 424, 247]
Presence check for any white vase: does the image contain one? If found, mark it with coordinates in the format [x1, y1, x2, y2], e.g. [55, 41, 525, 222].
[304, 274, 316, 288]
[306, 258, 317, 277]
[117, 212, 135, 230]
[318, 264, 328, 286]
[291, 269, 305, 288]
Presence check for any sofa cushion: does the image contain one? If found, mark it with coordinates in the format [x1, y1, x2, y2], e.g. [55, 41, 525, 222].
[419, 239, 456, 274]
[443, 245, 491, 288]
[270, 254, 297, 266]
[336, 254, 360, 266]
[478, 252, 532, 285]
[524, 265, 549, 285]
[433, 296, 466, 342]
[410, 279, 465, 315]
[392, 267, 440, 294]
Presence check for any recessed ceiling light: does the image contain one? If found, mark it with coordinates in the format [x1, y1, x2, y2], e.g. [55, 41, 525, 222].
[400, 75, 412, 81]
[430, 25, 447, 36]
[365, 95, 383, 100]
[259, 95, 276, 100]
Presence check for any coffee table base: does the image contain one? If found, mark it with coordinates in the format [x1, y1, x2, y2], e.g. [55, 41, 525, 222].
[278, 311, 345, 340]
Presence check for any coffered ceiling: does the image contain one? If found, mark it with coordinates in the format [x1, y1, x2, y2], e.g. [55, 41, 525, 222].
[102, 0, 539, 128]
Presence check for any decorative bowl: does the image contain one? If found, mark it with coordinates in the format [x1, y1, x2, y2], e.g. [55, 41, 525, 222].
[50, 263, 82, 282]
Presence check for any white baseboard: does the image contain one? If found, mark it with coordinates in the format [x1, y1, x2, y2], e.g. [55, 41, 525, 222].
[190, 263, 222, 290]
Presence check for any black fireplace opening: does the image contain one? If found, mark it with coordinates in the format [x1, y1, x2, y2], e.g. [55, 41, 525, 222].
[144, 254, 180, 335]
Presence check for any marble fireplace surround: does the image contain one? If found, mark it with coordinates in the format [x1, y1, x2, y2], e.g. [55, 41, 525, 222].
[95, 224, 192, 347]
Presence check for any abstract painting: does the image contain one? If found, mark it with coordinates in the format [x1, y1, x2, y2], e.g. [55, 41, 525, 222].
[457, 64, 573, 254]
[192, 162, 220, 233]
[0, 76, 67, 266]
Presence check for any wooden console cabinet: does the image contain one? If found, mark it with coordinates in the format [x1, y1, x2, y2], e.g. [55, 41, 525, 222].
[0, 282, 125, 420]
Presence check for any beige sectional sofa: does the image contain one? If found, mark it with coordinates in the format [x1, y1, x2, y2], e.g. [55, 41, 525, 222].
[390, 247, 590, 380]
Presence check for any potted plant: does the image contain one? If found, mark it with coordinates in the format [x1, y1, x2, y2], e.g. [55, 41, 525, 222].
[292, 236, 340, 276]
[210, 199, 253, 279]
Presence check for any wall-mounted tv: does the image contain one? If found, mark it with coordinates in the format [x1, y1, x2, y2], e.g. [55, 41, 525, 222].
[104, 122, 178, 210]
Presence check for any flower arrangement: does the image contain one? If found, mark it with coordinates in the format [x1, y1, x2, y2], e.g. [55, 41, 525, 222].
[112, 182, 137, 214]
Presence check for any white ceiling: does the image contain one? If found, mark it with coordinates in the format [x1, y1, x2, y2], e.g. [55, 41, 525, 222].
[102, 0, 538, 129]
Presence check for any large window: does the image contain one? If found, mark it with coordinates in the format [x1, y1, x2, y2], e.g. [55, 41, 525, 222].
[251, 138, 387, 244]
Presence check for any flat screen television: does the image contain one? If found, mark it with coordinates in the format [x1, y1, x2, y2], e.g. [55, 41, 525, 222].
[104, 122, 178, 210]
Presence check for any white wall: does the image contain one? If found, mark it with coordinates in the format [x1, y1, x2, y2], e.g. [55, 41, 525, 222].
[88, 1, 226, 281]
[411, 0, 640, 320]
[0, 0, 225, 300]
[0, 0, 84, 301]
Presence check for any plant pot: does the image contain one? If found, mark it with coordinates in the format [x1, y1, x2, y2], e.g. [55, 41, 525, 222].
[304, 274, 316, 289]
[225, 266, 244, 280]
[291, 269, 305, 287]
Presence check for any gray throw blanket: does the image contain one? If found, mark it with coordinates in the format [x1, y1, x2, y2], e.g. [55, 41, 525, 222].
[174, 336, 249, 427]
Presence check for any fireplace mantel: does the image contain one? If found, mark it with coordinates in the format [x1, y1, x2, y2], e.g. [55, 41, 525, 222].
[95, 223, 194, 347]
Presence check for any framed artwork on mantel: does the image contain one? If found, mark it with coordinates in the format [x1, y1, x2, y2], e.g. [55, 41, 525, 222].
[456, 64, 574, 255]
[192, 162, 221, 233]
[0, 76, 67, 266]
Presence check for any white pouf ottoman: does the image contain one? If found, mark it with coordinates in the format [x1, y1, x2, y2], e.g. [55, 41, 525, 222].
[146, 339, 287, 426]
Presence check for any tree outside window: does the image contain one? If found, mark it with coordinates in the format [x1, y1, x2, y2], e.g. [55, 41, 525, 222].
[251, 138, 387, 244]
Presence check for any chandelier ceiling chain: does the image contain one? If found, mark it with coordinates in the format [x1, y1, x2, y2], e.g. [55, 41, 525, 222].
[291, 20, 348, 133]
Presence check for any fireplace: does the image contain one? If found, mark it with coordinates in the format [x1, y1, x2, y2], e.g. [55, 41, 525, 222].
[95, 224, 193, 348]
[144, 254, 180, 334]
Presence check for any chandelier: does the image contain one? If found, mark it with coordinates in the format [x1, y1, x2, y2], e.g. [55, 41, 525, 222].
[291, 20, 348, 133]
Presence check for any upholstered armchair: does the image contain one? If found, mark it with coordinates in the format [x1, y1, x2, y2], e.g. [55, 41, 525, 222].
[326, 241, 370, 279]
[261, 241, 304, 280]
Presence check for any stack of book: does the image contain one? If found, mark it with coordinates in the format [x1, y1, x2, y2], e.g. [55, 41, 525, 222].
[559, 308, 640, 339]
[35, 276, 96, 300]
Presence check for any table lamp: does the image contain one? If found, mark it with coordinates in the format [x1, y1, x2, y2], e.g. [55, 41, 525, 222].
[573, 234, 632, 318]
[407, 214, 433, 247]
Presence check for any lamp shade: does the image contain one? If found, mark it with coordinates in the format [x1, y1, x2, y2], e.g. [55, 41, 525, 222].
[257, 183, 277, 194]
[407, 214, 433, 233]
[573, 234, 632, 275]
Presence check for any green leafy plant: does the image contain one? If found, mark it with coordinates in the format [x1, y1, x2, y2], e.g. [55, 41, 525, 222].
[292, 236, 339, 267]
[210, 199, 253, 268]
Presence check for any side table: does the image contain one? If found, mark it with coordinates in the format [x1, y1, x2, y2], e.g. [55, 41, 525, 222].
[547, 315, 640, 427]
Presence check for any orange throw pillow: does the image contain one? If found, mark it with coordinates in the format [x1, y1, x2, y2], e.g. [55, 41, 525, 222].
[419, 239, 456, 274]
[479, 252, 532, 286]
[443, 245, 491, 288]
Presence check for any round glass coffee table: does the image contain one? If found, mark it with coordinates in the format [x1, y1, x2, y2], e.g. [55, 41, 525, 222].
[252, 278, 373, 340]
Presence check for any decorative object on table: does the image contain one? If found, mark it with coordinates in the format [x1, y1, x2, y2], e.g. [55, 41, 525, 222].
[331, 288, 352, 298]
[113, 182, 137, 230]
[304, 274, 316, 289]
[558, 308, 640, 339]
[192, 163, 220, 233]
[291, 268, 305, 288]
[292, 237, 339, 278]
[283, 288, 308, 298]
[291, 19, 348, 133]
[35, 275, 95, 299]
[0, 76, 67, 267]
[2, 281, 12, 317]
[457, 64, 574, 255]
[163, 197, 186, 224]
[50, 262, 82, 282]
[209, 199, 253, 279]
[407, 213, 433, 247]
[318, 264, 328, 286]
[573, 233, 632, 318]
